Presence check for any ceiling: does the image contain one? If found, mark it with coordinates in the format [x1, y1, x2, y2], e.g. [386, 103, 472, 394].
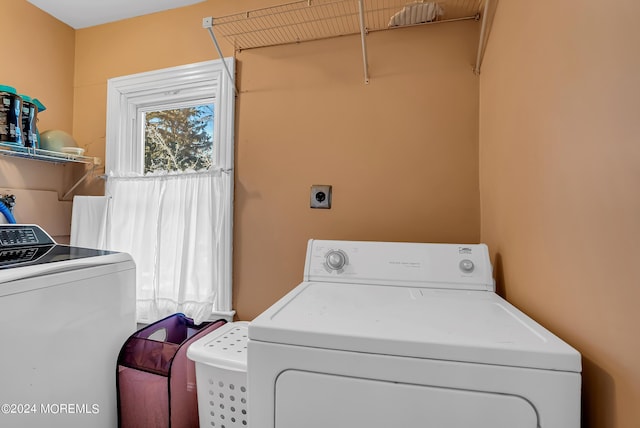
[27, 0, 206, 29]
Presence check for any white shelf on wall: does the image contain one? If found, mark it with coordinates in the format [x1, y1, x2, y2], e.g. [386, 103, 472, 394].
[211, 0, 483, 50]
[0, 142, 103, 200]
[204, 0, 490, 83]
[0, 142, 100, 165]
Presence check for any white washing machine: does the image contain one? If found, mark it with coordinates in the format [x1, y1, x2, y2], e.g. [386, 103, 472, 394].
[0, 224, 136, 428]
[248, 240, 581, 428]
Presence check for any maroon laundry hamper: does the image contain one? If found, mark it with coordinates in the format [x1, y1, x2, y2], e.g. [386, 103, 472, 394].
[117, 313, 226, 428]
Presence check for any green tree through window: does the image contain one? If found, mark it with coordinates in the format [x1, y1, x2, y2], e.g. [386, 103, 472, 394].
[144, 104, 214, 173]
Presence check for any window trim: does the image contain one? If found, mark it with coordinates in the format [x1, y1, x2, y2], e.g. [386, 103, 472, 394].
[105, 59, 235, 319]
[106, 59, 234, 174]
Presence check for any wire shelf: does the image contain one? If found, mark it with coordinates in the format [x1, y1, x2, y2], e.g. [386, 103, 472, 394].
[211, 0, 484, 51]
[0, 142, 103, 200]
[0, 142, 100, 165]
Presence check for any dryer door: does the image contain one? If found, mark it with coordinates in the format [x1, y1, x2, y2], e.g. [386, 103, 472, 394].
[275, 370, 539, 428]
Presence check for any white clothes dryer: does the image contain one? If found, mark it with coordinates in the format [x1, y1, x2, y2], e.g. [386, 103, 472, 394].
[248, 240, 581, 428]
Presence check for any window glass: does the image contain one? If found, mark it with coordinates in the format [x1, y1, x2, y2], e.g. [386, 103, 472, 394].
[143, 103, 215, 173]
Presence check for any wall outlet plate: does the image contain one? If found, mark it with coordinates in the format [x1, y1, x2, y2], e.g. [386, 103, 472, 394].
[310, 185, 332, 209]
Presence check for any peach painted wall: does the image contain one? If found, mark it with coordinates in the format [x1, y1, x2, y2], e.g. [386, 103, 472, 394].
[479, 1, 640, 427]
[0, 0, 76, 201]
[233, 22, 480, 318]
[73, 1, 481, 319]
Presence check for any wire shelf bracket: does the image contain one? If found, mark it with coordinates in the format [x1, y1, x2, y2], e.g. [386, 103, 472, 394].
[473, 0, 490, 75]
[0, 142, 103, 201]
[203, 17, 239, 95]
[203, 0, 489, 84]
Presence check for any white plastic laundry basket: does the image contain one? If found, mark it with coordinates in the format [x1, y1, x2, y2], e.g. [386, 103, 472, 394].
[187, 321, 249, 428]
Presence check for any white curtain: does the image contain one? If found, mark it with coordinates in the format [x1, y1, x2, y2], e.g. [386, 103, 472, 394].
[105, 169, 227, 324]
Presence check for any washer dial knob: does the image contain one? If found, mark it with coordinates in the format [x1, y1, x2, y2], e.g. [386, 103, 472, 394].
[459, 259, 475, 273]
[325, 250, 348, 272]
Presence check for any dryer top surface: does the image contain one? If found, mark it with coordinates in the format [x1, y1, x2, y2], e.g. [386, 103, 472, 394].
[249, 282, 581, 373]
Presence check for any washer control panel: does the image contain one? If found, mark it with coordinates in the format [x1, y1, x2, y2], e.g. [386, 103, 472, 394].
[304, 240, 495, 291]
[324, 249, 349, 273]
[459, 259, 474, 273]
[0, 224, 54, 247]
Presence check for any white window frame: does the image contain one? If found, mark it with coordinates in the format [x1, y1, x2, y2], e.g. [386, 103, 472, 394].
[105, 59, 235, 319]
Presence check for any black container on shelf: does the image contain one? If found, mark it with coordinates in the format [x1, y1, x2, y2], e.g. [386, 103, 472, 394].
[20, 94, 38, 148]
[0, 85, 22, 145]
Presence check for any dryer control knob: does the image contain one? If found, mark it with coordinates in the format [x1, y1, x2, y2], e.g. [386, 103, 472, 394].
[459, 259, 475, 273]
[326, 250, 348, 271]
